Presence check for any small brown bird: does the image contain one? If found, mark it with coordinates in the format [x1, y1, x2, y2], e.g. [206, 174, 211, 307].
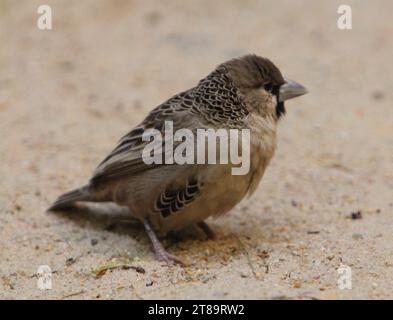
[49, 55, 307, 264]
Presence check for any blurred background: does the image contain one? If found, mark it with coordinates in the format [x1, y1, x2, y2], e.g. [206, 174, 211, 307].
[1, 0, 392, 299]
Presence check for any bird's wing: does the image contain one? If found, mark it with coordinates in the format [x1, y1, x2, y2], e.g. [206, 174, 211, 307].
[91, 91, 204, 185]
[154, 176, 201, 218]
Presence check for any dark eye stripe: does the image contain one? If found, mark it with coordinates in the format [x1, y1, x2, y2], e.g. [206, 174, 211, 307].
[263, 83, 280, 96]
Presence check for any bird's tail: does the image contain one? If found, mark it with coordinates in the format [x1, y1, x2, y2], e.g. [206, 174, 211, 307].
[48, 185, 92, 211]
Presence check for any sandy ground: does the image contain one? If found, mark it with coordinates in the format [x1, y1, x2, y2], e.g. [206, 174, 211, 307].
[1, 0, 393, 300]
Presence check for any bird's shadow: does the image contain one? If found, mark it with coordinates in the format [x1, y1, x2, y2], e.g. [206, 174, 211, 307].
[49, 203, 265, 267]
[50, 202, 207, 244]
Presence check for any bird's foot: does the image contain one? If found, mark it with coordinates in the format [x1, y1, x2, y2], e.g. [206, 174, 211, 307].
[197, 221, 217, 240]
[143, 220, 184, 266]
[154, 246, 184, 265]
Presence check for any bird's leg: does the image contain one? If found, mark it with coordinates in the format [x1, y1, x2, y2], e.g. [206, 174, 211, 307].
[197, 221, 217, 240]
[143, 220, 184, 265]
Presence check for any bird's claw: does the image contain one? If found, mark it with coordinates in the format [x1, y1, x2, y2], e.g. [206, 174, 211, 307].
[155, 249, 185, 266]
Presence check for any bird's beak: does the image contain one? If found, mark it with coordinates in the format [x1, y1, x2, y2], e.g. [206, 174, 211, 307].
[278, 78, 308, 102]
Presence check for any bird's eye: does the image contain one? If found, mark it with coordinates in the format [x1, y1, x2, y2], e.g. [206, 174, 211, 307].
[264, 83, 273, 92]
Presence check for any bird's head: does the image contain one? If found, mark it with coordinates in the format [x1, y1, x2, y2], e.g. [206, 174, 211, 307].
[220, 54, 308, 120]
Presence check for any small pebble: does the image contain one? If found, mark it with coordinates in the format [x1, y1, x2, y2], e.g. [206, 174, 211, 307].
[257, 249, 270, 259]
[66, 257, 76, 266]
[372, 90, 385, 101]
[291, 200, 298, 207]
[350, 211, 362, 220]
[91, 239, 98, 246]
[146, 280, 154, 287]
[293, 280, 302, 288]
[352, 233, 364, 240]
